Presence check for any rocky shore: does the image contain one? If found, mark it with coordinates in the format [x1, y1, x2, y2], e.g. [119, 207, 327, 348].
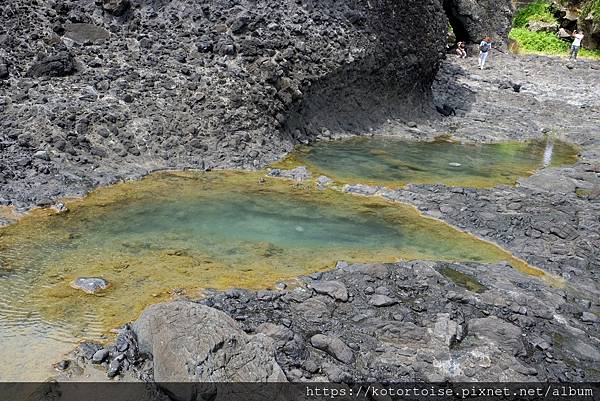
[56, 52, 600, 388]
[63, 259, 599, 386]
[1, 0, 599, 391]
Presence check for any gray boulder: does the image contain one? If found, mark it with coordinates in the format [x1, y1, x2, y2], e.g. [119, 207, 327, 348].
[467, 316, 523, 355]
[308, 281, 349, 302]
[310, 334, 354, 364]
[369, 294, 398, 307]
[100, 0, 130, 16]
[132, 301, 286, 382]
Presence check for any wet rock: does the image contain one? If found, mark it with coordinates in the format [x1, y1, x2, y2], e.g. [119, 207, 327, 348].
[52, 203, 68, 213]
[92, 348, 109, 364]
[79, 342, 102, 360]
[343, 184, 379, 196]
[26, 51, 76, 78]
[308, 281, 349, 302]
[107, 358, 121, 378]
[316, 176, 333, 190]
[70, 277, 110, 294]
[268, 166, 310, 182]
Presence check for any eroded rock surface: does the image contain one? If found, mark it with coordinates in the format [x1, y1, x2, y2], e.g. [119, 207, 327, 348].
[443, 0, 514, 43]
[132, 302, 286, 383]
[0, 0, 446, 209]
[74, 260, 599, 383]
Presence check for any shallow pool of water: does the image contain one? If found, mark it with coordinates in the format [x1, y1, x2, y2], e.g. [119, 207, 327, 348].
[0, 170, 542, 380]
[278, 137, 578, 188]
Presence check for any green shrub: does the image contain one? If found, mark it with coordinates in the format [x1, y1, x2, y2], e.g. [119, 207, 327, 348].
[509, 28, 600, 59]
[509, 28, 568, 53]
[581, 0, 600, 23]
[513, 0, 556, 28]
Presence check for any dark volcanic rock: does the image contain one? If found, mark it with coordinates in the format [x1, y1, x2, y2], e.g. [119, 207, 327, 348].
[100, 0, 130, 16]
[26, 50, 76, 78]
[0, 0, 446, 209]
[443, 0, 514, 43]
[82, 260, 600, 383]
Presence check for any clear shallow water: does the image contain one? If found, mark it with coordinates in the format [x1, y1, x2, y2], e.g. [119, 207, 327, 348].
[0, 170, 542, 380]
[279, 137, 579, 188]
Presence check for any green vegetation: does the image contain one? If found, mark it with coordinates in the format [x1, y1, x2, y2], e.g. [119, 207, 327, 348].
[510, 0, 600, 59]
[581, 0, 600, 23]
[510, 28, 600, 58]
[510, 27, 567, 53]
[513, 0, 555, 28]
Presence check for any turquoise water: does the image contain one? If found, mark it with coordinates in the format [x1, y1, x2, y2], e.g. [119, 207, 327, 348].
[0, 171, 543, 380]
[284, 137, 579, 187]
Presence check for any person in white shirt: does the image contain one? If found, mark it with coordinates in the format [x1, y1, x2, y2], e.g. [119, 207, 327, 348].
[478, 37, 493, 70]
[569, 30, 584, 60]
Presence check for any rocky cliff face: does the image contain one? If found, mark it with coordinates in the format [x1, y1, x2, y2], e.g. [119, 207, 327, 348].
[444, 0, 514, 43]
[0, 0, 446, 208]
[552, 0, 600, 49]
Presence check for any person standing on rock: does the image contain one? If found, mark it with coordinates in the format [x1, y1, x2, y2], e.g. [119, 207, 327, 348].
[569, 30, 584, 61]
[478, 37, 493, 70]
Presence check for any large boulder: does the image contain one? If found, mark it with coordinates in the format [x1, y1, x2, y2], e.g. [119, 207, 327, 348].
[64, 23, 110, 45]
[99, 0, 130, 16]
[26, 50, 75, 78]
[443, 0, 514, 43]
[132, 301, 286, 383]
